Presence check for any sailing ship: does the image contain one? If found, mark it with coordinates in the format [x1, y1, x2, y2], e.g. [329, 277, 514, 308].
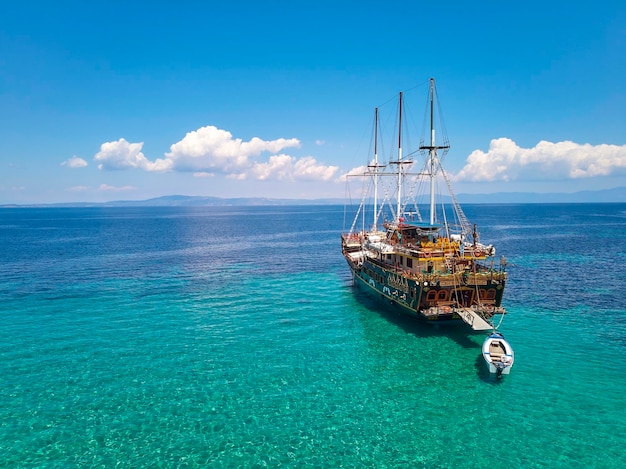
[341, 78, 508, 331]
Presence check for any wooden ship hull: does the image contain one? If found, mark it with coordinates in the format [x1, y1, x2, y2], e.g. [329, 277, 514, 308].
[342, 229, 507, 330]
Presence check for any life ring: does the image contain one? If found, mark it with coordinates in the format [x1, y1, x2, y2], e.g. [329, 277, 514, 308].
[474, 249, 482, 257]
[423, 251, 431, 259]
[500, 355, 508, 363]
[442, 306, 451, 313]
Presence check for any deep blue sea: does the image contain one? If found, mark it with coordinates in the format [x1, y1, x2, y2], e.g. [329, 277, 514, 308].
[1, 203, 625, 468]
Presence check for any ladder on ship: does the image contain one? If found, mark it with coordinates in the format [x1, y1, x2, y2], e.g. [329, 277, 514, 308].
[456, 307, 492, 331]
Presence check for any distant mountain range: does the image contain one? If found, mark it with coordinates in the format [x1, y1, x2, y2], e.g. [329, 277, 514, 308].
[2, 187, 625, 208]
[455, 186, 626, 204]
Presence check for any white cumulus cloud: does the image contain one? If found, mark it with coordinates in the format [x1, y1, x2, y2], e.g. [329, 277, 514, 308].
[233, 154, 339, 181]
[94, 138, 169, 171]
[454, 138, 626, 182]
[93, 126, 339, 182]
[247, 154, 294, 180]
[339, 164, 368, 182]
[61, 156, 88, 168]
[161, 126, 300, 173]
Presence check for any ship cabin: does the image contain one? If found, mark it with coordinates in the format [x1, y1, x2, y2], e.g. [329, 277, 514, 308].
[381, 220, 465, 276]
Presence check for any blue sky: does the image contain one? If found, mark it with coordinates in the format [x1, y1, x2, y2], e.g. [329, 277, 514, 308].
[1, 0, 625, 204]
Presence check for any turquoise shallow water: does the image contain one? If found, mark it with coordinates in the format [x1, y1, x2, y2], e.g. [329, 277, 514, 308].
[1, 204, 625, 467]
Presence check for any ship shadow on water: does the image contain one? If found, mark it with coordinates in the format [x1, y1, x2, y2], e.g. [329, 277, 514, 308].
[349, 284, 505, 383]
[349, 283, 481, 350]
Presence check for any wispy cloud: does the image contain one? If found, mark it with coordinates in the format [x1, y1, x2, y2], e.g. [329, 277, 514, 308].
[97, 184, 136, 192]
[66, 185, 89, 192]
[453, 138, 626, 182]
[61, 156, 88, 168]
[3, 185, 26, 191]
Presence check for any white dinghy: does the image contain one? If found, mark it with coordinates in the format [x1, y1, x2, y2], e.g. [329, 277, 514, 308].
[482, 331, 514, 377]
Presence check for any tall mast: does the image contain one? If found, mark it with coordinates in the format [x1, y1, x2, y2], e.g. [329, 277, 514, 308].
[419, 78, 450, 226]
[429, 79, 436, 225]
[368, 107, 386, 232]
[372, 107, 379, 231]
[397, 91, 403, 222]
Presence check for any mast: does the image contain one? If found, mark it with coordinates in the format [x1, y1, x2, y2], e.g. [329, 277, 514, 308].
[429, 80, 436, 225]
[397, 92, 403, 222]
[367, 107, 387, 232]
[372, 108, 379, 231]
[419, 78, 450, 226]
